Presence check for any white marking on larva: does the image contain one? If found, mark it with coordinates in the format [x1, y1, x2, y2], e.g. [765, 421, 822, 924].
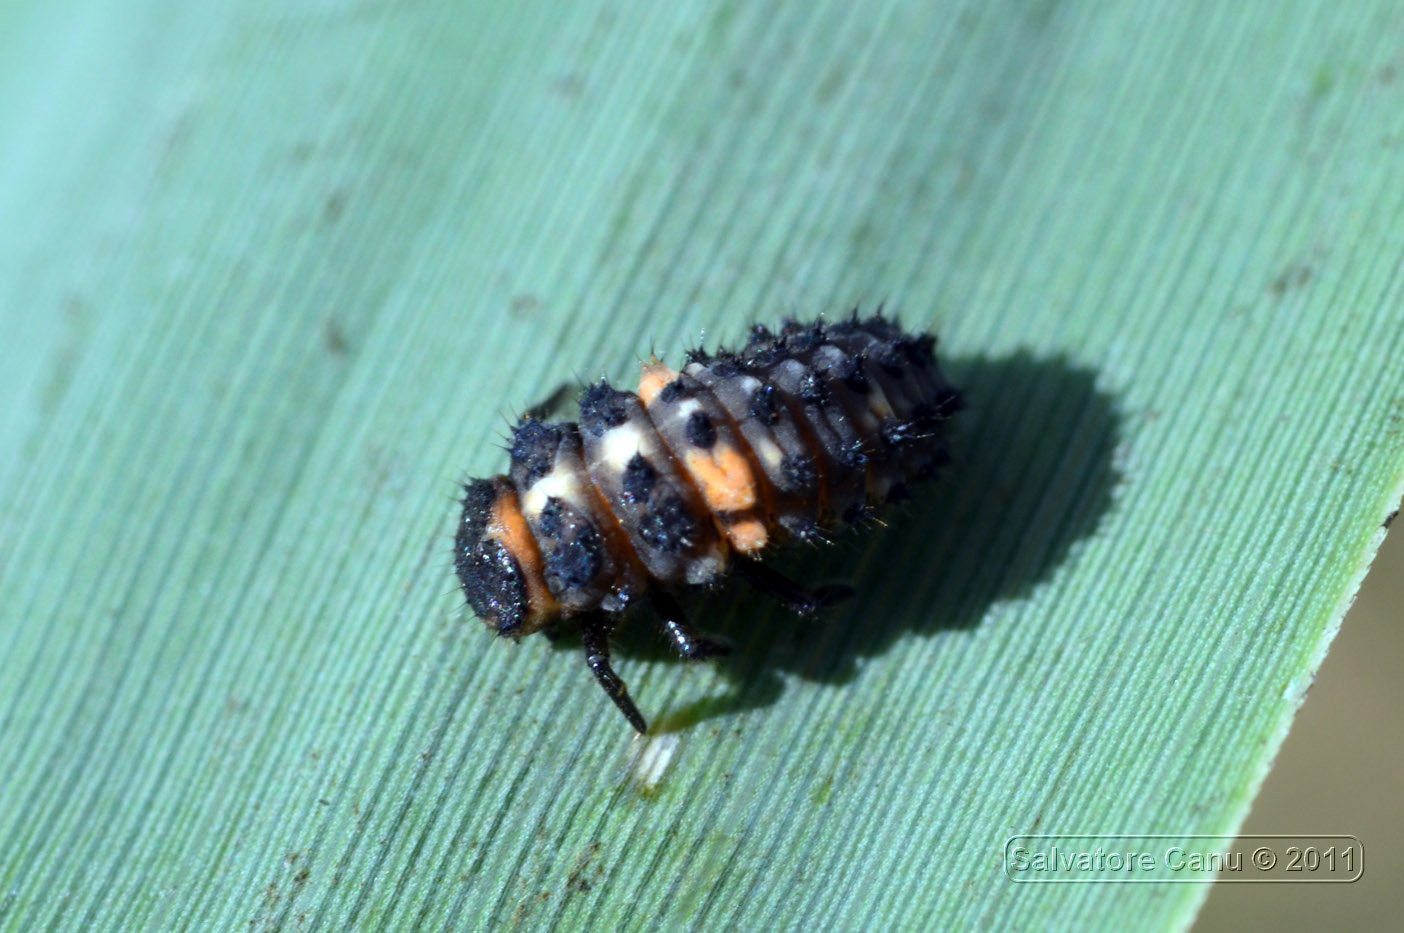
[738, 376, 762, 393]
[602, 424, 648, 469]
[676, 399, 701, 419]
[523, 466, 582, 515]
[754, 436, 784, 470]
[632, 733, 680, 790]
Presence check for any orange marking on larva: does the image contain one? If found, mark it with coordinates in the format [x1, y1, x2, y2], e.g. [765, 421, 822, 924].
[684, 445, 758, 512]
[726, 518, 768, 553]
[490, 487, 559, 619]
[637, 361, 676, 406]
[681, 444, 767, 551]
[692, 385, 784, 522]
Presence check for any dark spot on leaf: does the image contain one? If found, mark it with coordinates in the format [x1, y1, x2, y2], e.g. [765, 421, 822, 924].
[1269, 263, 1312, 297]
[552, 73, 584, 98]
[324, 318, 348, 355]
[510, 294, 541, 316]
[322, 188, 348, 224]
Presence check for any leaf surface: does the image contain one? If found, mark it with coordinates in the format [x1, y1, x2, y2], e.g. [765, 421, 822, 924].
[2, 0, 1402, 928]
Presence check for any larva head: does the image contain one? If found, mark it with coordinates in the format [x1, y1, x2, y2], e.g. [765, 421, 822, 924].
[454, 476, 558, 637]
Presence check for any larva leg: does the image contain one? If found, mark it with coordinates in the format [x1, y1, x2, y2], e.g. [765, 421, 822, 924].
[648, 590, 732, 660]
[581, 613, 647, 733]
[732, 555, 854, 617]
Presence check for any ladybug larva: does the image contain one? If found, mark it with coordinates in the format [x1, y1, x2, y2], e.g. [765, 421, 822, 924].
[454, 312, 962, 732]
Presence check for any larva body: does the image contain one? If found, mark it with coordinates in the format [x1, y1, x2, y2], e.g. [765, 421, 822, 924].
[454, 314, 961, 731]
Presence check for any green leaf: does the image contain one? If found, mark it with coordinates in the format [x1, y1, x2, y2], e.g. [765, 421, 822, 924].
[2, 0, 1401, 928]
